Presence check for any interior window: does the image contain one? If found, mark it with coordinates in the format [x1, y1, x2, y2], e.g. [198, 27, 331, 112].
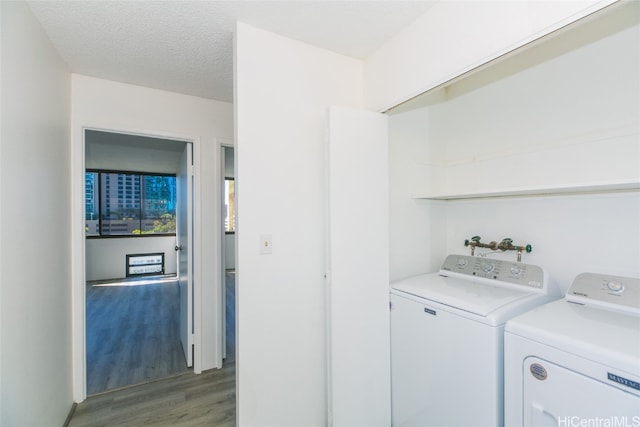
[85, 170, 176, 237]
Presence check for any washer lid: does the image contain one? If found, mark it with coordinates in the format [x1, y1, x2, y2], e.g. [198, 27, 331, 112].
[390, 273, 532, 317]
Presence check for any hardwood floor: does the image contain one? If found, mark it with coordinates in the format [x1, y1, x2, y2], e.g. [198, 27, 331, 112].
[68, 362, 235, 427]
[224, 271, 236, 362]
[86, 276, 188, 395]
[70, 272, 236, 426]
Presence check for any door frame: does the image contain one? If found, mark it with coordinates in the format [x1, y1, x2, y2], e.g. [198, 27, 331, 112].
[72, 125, 203, 402]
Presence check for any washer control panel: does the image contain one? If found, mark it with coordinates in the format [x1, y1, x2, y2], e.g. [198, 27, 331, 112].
[440, 254, 544, 289]
[568, 272, 640, 312]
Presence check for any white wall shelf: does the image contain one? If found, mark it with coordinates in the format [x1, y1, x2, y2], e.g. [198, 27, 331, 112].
[415, 180, 640, 201]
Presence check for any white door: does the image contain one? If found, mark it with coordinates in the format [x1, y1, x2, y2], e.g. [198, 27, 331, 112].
[327, 106, 390, 426]
[177, 142, 194, 367]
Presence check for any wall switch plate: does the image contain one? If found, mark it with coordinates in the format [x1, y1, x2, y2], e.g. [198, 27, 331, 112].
[259, 234, 272, 255]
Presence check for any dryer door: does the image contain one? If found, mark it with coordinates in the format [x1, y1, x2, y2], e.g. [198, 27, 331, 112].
[523, 356, 640, 426]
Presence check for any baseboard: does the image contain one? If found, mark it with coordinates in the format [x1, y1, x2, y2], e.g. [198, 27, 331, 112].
[63, 402, 77, 427]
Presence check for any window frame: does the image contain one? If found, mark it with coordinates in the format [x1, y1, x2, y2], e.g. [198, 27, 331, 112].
[86, 168, 177, 239]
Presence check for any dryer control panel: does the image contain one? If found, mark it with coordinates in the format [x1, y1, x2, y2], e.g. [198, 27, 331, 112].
[440, 254, 545, 289]
[567, 272, 640, 314]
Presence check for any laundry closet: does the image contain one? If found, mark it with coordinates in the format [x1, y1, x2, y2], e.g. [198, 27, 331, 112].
[387, 0, 640, 290]
[385, 3, 639, 425]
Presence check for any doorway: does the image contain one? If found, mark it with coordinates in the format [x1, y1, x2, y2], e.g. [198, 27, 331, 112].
[83, 130, 194, 394]
[221, 145, 235, 362]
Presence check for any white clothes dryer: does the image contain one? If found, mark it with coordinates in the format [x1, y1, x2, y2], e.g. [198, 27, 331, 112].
[390, 254, 558, 427]
[504, 272, 640, 427]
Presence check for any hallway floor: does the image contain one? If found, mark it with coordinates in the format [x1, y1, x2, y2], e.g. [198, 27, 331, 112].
[71, 272, 236, 426]
[68, 363, 235, 427]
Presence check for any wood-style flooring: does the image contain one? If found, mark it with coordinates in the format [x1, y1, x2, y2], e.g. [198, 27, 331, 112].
[86, 277, 188, 395]
[68, 362, 235, 427]
[70, 272, 236, 426]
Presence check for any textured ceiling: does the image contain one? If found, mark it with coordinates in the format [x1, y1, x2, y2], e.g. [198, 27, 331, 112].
[27, 1, 436, 103]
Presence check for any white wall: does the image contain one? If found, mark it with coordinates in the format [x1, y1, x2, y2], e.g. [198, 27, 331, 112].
[86, 236, 177, 281]
[85, 136, 183, 174]
[71, 75, 234, 399]
[224, 146, 235, 177]
[365, 0, 616, 112]
[388, 108, 448, 281]
[224, 235, 235, 270]
[1, 2, 73, 425]
[442, 193, 640, 295]
[388, 3, 640, 291]
[235, 22, 364, 426]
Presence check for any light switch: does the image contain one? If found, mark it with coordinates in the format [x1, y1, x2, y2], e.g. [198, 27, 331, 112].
[259, 234, 272, 255]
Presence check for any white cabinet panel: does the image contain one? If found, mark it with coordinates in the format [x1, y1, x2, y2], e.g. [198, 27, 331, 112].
[365, 0, 617, 112]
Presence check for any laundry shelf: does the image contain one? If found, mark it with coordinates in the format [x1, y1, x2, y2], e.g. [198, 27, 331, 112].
[415, 180, 640, 200]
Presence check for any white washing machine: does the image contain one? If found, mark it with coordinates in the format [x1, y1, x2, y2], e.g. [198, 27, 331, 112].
[390, 254, 558, 427]
[504, 272, 640, 427]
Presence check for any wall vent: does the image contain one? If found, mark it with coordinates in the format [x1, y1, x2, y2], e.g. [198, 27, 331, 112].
[126, 252, 165, 277]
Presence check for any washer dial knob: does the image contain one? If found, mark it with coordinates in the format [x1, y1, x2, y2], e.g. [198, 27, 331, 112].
[607, 281, 624, 293]
[456, 258, 468, 269]
[480, 262, 495, 273]
[510, 265, 523, 277]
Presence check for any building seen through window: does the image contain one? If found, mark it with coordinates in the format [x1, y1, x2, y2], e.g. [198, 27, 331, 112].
[225, 178, 235, 233]
[85, 171, 176, 236]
